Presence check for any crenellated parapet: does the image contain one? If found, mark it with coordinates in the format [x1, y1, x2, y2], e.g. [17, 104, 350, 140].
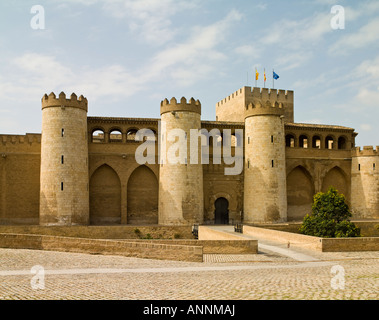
[216, 86, 294, 123]
[42, 92, 88, 112]
[244, 98, 285, 118]
[160, 97, 201, 115]
[248, 87, 293, 101]
[352, 146, 379, 157]
[0, 133, 41, 145]
[217, 87, 293, 107]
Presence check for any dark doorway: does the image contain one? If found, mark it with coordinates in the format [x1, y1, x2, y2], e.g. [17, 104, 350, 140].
[214, 197, 229, 224]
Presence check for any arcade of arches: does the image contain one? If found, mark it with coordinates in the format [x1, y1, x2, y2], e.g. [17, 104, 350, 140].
[89, 164, 158, 225]
[286, 165, 348, 221]
[89, 164, 348, 225]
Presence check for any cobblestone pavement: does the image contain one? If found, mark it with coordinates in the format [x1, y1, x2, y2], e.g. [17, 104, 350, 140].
[0, 242, 378, 300]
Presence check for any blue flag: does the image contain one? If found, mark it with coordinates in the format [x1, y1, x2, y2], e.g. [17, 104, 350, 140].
[273, 71, 279, 80]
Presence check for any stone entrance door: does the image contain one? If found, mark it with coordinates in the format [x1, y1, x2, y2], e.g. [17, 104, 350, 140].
[214, 197, 229, 224]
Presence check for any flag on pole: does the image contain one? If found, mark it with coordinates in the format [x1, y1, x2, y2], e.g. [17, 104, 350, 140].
[255, 68, 259, 81]
[273, 71, 279, 80]
[264, 69, 267, 82]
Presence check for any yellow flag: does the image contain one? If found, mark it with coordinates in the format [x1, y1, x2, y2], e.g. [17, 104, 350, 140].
[255, 68, 259, 80]
[264, 69, 266, 82]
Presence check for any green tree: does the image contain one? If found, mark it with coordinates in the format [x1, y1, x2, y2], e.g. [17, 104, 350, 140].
[299, 187, 360, 238]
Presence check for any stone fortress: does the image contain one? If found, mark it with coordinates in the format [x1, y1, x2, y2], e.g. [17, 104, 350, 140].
[0, 85, 378, 226]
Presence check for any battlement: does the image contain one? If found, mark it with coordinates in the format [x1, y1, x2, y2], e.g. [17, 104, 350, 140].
[42, 92, 88, 112]
[160, 97, 201, 115]
[249, 87, 293, 101]
[216, 87, 293, 107]
[244, 99, 285, 118]
[353, 146, 379, 157]
[0, 133, 41, 147]
[216, 86, 294, 123]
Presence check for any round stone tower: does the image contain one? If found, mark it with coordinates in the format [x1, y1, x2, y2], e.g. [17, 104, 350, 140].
[158, 97, 204, 225]
[39, 92, 89, 225]
[244, 88, 287, 223]
[351, 146, 379, 219]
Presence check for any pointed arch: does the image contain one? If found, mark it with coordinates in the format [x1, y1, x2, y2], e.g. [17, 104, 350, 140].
[89, 164, 121, 224]
[322, 166, 348, 197]
[287, 165, 315, 221]
[127, 165, 158, 224]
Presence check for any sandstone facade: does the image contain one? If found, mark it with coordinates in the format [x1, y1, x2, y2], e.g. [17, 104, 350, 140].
[0, 86, 378, 226]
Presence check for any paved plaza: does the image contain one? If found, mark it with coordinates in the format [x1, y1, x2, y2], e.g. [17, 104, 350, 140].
[0, 235, 378, 300]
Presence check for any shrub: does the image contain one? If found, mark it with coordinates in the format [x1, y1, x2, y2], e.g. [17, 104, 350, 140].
[335, 220, 361, 238]
[299, 187, 360, 238]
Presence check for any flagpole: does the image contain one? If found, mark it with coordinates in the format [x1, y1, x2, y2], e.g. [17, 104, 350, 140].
[272, 69, 274, 89]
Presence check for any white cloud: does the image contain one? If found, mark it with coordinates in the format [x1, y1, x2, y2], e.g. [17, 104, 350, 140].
[256, 12, 332, 70]
[0, 53, 138, 103]
[0, 9, 243, 103]
[329, 18, 379, 54]
[360, 124, 372, 131]
[142, 9, 242, 85]
[58, 0, 200, 45]
[234, 45, 261, 59]
[355, 87, 379, 106]
[261, 12, 331, 49]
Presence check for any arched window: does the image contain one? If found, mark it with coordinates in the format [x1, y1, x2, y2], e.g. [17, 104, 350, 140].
[299, 135, 308, 148]
[325, 136, 334, 149]
[338, 136, 347, 150]
[126, 129, 138, 141]
[109, 129, 122, 142]
[147, 129, 157, 141]
[312, 136, 321, 149]
[215, 133, 223, 147]
[92, 129, 105, 143]
[285, 134, 295, 147]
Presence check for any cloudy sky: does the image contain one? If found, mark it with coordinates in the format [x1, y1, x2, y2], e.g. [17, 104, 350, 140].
[0, 0, 379, 147]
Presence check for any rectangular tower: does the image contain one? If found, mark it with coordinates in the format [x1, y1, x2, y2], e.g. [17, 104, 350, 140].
[216, 86, 294, 123]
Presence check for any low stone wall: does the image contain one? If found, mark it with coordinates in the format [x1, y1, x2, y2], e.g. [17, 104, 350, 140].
[197, 226, 258, 253]
[321, 237, 379, 252]
[0, 233, 203, 262]
[243, 225, 322, 250]
[133, 239, 257, 254]
[243, 225, 379, 252]
[253, 221, 379, 237]
[0, 225, 193, 240]
[198, 226, 246, 240]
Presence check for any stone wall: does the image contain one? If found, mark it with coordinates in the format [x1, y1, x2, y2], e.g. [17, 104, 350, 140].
[0, 134, 41, 225]
[133, 239, 257, 254]
[243, 225, 379, 252]
[0, 233, 203, 262]
[243, 225, 322, 250]
[0, 225, 194, 239]
[321, 237, 379, 252]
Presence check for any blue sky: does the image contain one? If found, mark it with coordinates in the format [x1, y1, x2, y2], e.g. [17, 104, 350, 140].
[0, 0, 379, 147]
